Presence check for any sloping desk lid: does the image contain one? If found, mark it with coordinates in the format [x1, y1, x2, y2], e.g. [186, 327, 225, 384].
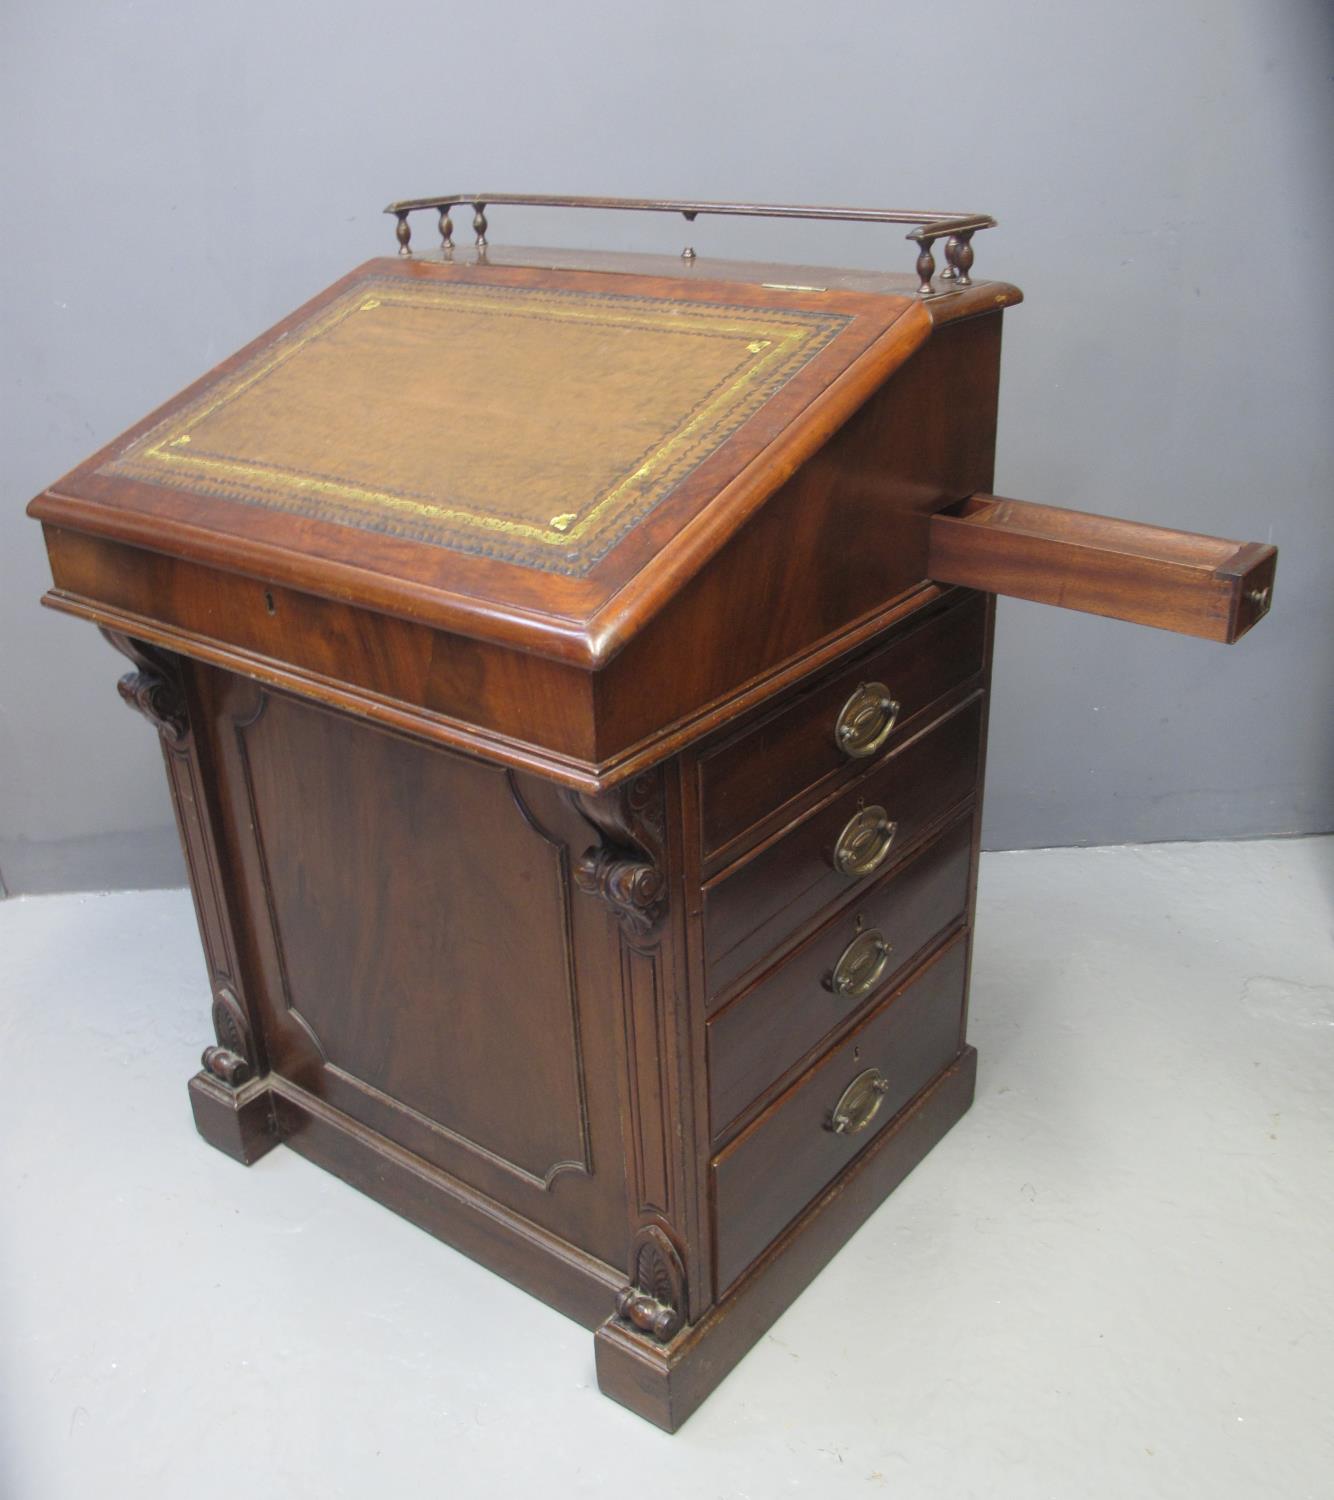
[31, 257, 934, 666]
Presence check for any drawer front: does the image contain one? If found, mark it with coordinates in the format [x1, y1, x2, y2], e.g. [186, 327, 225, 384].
[698, 594, 986, 865]
[712, 936, 969, 1295]
[703, 695, 982, 998]
[708, 812, 973, 1135]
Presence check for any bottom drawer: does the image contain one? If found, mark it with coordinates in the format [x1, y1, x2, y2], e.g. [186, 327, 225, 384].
[712, 935, 969, 1295]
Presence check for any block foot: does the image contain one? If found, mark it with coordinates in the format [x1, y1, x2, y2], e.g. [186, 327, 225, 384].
[188, 1071, 281, 1165]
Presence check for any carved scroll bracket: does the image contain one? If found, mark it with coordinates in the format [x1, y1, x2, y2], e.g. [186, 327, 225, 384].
[615, 1224, 687, 1343]
[201, 987, 256, 1088]
[100, 630, 190, 745]
[571, 771, 668, 939]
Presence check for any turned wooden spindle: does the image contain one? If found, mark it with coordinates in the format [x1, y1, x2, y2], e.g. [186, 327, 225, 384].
[473, 202, 488, 247]
[394, 210, 412, 256]
[439, 205, 455, 251]
[940, 235, 959, 281]
[952, 230, 975, 287]
[915, 235, 937, 295]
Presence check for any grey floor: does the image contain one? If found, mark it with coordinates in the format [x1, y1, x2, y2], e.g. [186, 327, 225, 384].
[2, 837, 1331, 1499]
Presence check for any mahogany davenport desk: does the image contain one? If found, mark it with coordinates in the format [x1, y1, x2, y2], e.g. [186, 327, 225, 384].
[28, 197, 1276, 1431]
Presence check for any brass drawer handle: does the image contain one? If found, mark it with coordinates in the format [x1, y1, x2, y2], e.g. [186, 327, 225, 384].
[832, 805, 898, 878]
[835, 681, 900, 759]
[828, 1067, 891, 1135]
[829, 928, 893, 1000]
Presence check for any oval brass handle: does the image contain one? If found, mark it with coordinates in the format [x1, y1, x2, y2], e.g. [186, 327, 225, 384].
[832, 806, 898, 878]
[834, 681, 900, 759]
[829, 928, 892, 1000]
[828, 1067, 891, 1135]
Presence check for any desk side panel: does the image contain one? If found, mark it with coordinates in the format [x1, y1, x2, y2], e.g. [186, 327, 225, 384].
[593, 312, 1005, 763]
[191, 665, 636, 1265]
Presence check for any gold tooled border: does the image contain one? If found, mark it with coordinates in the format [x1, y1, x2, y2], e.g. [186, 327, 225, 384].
[102, 277, 851, 576]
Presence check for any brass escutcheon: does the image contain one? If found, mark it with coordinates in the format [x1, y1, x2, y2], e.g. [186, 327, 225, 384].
[828, 1067, 891, 1135]
[834, 681, 900, 759]
[830, 928, 893, 1000]
[832, 805, 897, 878]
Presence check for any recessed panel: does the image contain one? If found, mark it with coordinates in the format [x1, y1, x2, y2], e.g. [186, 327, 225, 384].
[236, 692, 590, 1189]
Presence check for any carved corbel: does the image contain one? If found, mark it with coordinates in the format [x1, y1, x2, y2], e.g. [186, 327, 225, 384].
[572, 771, 667, 938]
[100, 629, 190, 745]
[615, 1224, 687, 1342]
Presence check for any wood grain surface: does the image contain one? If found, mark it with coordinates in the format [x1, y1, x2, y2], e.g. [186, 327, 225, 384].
[929, 494, 1278, 642]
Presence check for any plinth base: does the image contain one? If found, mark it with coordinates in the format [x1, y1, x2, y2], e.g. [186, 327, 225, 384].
[190, 1046, 976, 1431]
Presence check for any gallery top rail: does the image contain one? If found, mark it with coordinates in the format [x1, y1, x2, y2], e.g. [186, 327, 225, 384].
[381, 192, 997, 294]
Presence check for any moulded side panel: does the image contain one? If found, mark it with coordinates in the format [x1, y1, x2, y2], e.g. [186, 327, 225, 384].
[193, 665, 634, 1267]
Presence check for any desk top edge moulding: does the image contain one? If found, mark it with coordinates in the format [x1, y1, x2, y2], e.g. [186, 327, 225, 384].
[28, 193, 1276, 1432]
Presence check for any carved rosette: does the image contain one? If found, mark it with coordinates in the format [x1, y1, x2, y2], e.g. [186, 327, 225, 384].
[572, 771, 668, 938]
[615, 1224, 687, 1342]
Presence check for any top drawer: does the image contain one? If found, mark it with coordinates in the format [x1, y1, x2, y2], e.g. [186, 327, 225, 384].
[697, 594, 986, 867]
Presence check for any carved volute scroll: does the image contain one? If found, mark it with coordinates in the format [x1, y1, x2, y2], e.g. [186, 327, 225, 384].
[100, 629, 190, 745]
[116, 668, 188, 744]
[201, 987, 255, 1086]
[571, 771, 668, 938]
[575, 853, 664, 937]
[615, 1224, 687, 1342]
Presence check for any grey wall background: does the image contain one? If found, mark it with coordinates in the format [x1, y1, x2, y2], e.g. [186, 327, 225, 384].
[2, 0, 1331, 896]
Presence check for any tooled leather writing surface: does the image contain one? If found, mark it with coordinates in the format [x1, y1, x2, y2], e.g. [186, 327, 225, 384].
[100, 274, 852, 578]
[34, 258, 931, 662]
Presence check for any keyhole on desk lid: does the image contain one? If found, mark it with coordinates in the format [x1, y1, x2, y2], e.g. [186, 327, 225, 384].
[263, 590, 277, 616]
[853, 1046, 861, 1061]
